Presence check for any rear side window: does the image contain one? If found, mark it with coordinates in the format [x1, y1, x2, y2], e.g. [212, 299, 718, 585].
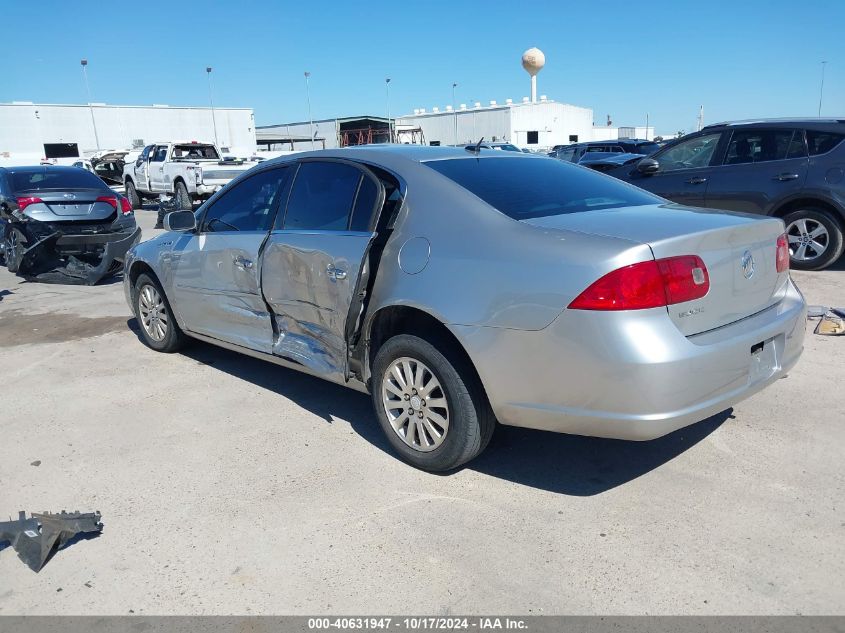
[806, 131, 845, 156]
[282, 162, 362, 231]
[425, 157, 660, 220]
[11, 168, 108, 192]
[724, 130, 795, 164]
[349, 175, 379, 232]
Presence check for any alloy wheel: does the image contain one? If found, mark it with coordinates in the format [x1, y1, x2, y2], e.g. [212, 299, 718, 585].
[786, 217, 829, 263]
[381, 357, 450, 452]
[138, 284, 169, 342]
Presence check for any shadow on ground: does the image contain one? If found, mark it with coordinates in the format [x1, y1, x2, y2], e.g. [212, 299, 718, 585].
[132, 320, 728, 496]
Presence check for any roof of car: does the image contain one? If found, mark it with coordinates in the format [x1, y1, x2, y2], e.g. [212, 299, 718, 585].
[1, 165, 87, 175]
[703, 118, 845, 130]
[263, 144, 540, 166]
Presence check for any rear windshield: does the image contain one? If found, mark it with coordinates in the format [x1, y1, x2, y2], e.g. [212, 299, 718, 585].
[11, 168, 108, 193]
[172, 144, 220, 160]
[425, 156, 660, 219]
[632, 142, 660, 155]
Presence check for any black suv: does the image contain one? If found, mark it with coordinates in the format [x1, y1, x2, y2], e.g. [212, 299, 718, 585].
[611, 119, 845, 270]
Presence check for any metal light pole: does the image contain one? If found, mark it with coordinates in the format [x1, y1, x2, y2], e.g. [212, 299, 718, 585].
[452, 82, 458, 145]
[385, 77, 391, 143]
[80, 59, 100, 151]
[818, 61, 828, 117]
[645, 112, 649, 140]
[304, 71, 314, 150]
[206, 66, 219, 146]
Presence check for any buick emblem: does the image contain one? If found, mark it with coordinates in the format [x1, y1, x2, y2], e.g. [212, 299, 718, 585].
[741, 250, 755, 279]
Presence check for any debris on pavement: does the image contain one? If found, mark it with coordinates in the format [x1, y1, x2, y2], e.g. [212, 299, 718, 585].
[815, 313, 845, 336]
[0, 510, 103, 572]
[806, 305, 828, 319]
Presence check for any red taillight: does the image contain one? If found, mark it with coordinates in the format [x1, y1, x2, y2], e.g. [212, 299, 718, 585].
[776, 233, 789, 273]
[569, 255, 710, 311]
[96, 195, 119, 211]
[119, 196, 133, 214]
[16, 196, 43, 211]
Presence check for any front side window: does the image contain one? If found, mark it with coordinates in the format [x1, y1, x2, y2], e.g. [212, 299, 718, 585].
[655, 132, 721, 171]
[282, 162, 364, 231]
[724, 130, 795, 165]
[201, 167, 288, 233]
[151, 146, 168, 162]
[425, 156, 660, 220]
[806, 130, 845, 156]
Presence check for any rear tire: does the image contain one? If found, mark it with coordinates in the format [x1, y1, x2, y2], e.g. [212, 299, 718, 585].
[4, 226, 26, 273]
[133, 273, 187, 353]
[125, 180, 141, 210]
[371, 334, 495, 472]
[783, 207, 844, 271]
[174, 180, 192, 211]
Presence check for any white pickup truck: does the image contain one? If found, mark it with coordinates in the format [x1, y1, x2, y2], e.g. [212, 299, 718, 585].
[123, 142, 257, 209]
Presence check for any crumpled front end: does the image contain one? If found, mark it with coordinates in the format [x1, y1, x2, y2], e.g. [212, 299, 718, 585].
[16, 222, 141, 285]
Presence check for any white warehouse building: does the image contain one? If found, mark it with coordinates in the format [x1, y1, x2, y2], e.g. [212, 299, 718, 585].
[0, 102, 257, 166]
[395, 97, 595, 149]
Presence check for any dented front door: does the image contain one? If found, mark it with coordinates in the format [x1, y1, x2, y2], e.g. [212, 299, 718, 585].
[170, 166, 291, 352]
[260, 159, 383, 383]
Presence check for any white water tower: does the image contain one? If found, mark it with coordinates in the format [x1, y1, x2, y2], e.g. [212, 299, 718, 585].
[521, 47, 545, 103]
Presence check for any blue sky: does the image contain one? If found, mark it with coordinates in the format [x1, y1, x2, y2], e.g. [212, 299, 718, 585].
[2, 0, 842, 134]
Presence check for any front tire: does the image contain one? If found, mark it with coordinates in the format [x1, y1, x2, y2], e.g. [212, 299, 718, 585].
[174, 180, 192, 211]
[125, 180, 141, 210]
[371, 334, 495, 472]
[133, 273, 186, 353]
[783, 207, 844, 271]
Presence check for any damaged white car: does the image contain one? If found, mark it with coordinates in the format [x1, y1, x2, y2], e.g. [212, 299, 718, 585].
[0, 165, 141, 284]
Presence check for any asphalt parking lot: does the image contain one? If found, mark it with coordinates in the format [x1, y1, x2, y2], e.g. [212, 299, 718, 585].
[0, 207, 843, 615]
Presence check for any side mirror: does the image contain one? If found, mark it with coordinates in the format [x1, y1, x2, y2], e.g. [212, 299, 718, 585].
[636, 158, 660, 175]
[163, 211, 196, 232]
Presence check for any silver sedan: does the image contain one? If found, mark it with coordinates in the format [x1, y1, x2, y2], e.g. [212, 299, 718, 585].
[123, 146, 806, 471]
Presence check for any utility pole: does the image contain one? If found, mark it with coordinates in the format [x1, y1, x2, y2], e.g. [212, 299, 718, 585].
[305, 71, 314, 150]
[80, 59, 100, 151]
[645, 112, 649, 140]
[385, 77, 391, 143]
[818, 61, 828, 117]
[206, 67, 219, 147]
[452, 82, 458, 145]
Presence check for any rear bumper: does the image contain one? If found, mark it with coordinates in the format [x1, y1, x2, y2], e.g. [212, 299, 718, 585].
[20, 226, 142, 285]
[453, 279, 806, 440]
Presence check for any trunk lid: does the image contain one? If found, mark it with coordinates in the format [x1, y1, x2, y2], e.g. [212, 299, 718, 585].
[525, 204, 788, 335]
[21, 188, 116, 221]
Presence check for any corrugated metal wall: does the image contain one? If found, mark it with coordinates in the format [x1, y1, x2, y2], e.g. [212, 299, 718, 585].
[0, 103, 256, 164]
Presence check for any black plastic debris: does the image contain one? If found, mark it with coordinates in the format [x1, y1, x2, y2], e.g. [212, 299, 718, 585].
[0, 510, 103, 572]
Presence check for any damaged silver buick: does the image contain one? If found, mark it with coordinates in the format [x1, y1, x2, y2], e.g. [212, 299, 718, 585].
[0, 165, 141, 284]
[124, 146, 806, 472]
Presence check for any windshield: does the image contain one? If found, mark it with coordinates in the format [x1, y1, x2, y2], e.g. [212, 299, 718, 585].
[11, 168, 109, 192]
[633, 142, 660, 155]
[172, 144, 220, 160]
[425, 156, 660, 220]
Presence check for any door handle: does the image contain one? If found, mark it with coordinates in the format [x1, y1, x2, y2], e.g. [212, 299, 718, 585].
[686, 177, 707, 185]
[234, 256, 254, 269]
[774, 173, 799, 181]
[326, 264, 347, 281]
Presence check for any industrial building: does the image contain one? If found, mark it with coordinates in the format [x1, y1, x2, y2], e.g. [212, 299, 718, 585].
[0, 102, 256, 165]
[256, 116, 391, 150]
[396, 97, 595, 148]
